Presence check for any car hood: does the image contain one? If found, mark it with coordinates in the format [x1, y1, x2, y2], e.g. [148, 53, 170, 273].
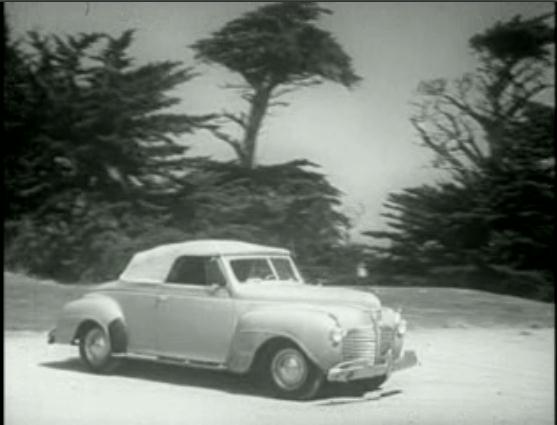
[235, 282, 381, 315]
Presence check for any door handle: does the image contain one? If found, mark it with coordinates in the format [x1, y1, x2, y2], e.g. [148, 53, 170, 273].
[157, 294, 169, 302]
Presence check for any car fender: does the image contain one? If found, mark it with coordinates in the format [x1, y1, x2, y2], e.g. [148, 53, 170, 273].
[226, 306, 343, 374]
[54, 293, 127, 352]
[380, 306, 398, 325]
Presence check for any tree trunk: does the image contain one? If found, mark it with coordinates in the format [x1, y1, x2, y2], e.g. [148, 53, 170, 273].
[242, 84, 273, 169]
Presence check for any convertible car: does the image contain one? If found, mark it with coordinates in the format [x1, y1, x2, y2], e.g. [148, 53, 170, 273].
[48, 240, 417, 399]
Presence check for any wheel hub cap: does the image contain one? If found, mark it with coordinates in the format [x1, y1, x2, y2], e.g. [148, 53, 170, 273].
[85, 329, 109, 365]
[271, 348, 308, 391]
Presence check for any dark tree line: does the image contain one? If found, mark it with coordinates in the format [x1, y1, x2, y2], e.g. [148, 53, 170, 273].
[364, 14, 555, 300]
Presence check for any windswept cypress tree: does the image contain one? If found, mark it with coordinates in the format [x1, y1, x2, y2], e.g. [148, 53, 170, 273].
[4, 29, 210, 281]
[364, 14, 555, 299]
[192, 2, 361, 168]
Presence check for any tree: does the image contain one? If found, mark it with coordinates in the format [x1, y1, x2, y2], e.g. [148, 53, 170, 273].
[4, 22, 356, 283]
[3, 16, 45, 222]
[191, 1, 361, 168]
[10, 30, 210, 207]
[169, 159, 351, 272]
[364, 14, 554, 299]
[411, 13, 554, 180]
[4, 29, 210, 281]
[479, 102, 554, 275]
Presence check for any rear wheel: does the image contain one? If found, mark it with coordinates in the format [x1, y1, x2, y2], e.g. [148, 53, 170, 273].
[79, 325, 120, 373]
[259, 342, 323, 400]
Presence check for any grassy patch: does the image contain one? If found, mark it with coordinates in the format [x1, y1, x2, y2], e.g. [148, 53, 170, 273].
[360, 286, 554, 329]
[4, 272, 88, 331]
[4, 271, 554, 332]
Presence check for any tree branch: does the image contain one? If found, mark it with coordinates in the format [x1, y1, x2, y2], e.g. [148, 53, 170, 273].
[411, 118, 470, 176]
[506, 82, 552, 118]
[460, 120, 486, 161]
[271, 86, 298, 99]
[221, 111, 247, 129]
[437, 111, 484, 168]
[203, 127, 246, 161]
[442, 94, 493, 129]
[268, 101, 290, 108]
[220, 83, 251, 91]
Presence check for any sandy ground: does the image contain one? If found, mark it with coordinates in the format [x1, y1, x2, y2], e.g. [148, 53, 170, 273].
[5, 328, 554, 425]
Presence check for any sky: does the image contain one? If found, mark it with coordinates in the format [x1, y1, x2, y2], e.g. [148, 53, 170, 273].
[6, 2, 554, 241]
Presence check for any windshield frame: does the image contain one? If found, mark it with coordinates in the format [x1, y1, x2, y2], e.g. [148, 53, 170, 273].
[224, 255, 304, 285]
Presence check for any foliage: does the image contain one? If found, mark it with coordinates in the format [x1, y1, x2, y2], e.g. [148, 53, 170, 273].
[192, 1, 361, 168]
[170, 159, 352, 273]
[4, 23, 356, 283]
[469, 13, 554, 62]
[365, 14, 555, 300]
[5, 29, 210, 220]
[4, 28, 210, 281]
[412, 14, 554, 179]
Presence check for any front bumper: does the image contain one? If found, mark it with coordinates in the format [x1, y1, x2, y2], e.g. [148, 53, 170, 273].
[327, 350, 418, 382]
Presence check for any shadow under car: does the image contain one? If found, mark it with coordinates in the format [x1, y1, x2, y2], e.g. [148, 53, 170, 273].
[39, 356, 402, 403]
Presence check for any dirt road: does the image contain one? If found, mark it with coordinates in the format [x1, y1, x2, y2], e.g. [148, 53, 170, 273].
[5, 328, 554, 425]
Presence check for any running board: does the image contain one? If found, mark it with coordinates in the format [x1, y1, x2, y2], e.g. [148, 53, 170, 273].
[113, 352, 227, 371]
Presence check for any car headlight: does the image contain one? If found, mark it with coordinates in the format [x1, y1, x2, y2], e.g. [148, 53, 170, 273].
[397, 319, 407, 336]
[329, 327, 346, 346]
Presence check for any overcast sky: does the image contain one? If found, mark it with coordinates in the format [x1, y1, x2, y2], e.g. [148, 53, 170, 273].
[6, 2, 554, 241]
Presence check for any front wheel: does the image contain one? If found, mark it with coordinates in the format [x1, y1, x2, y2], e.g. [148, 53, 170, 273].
[260, 343, 324, 400]
[79, 325, 120, 373]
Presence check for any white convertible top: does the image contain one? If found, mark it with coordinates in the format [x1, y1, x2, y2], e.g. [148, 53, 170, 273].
[119, 239, 290, 283]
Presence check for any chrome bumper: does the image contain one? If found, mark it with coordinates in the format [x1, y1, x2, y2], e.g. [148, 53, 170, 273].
[47, 329, 56, 344]
[327, 350, 418, 382]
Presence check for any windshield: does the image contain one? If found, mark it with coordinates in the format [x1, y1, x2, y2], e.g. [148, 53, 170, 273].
[229, 257, 301, 283]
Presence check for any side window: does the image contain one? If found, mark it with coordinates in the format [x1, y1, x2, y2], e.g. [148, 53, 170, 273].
[166, 256, 208, 285]
[272, 258, 297, 281]
[165, 256, 226, 286]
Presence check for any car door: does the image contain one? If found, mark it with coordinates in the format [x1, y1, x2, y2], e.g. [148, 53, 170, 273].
[156, 256, 237, 363]
[109, 281, 160, 354]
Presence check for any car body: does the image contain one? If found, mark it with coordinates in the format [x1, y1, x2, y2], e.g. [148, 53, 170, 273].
[49, 239, 417, 399]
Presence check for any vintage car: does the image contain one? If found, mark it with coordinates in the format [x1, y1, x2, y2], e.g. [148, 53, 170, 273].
[48, 240, 417, 399]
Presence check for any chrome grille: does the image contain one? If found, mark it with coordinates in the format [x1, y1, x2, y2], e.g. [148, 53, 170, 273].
[342, 326, 377, 363]
[379, 326, 395, 355]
